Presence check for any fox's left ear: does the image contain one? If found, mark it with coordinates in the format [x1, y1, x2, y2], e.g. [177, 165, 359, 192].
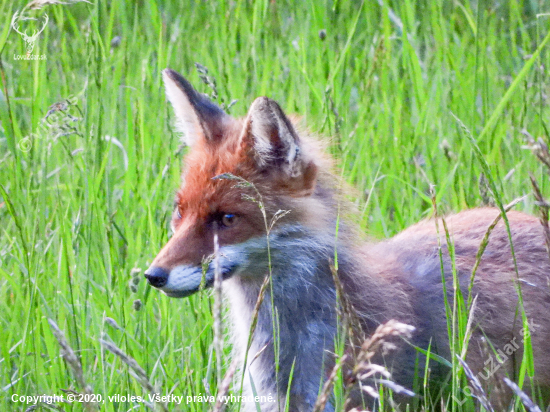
[162, 68, 228, 146]
[241, 97, 318, 196]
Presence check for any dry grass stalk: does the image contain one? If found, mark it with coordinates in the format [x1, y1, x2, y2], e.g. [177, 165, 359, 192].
[47, 319, 98, 412]
[460, 295, 478, 360]
[99, 339, 168, 412]
[440, 139, 456, 162]
[429, 184, 438, 217]
[343, 320, 415, 409]
[374, 379, 415, 397]
[521, 129, 550, 171]
[330, 264, 364, 346]
[479, 173, 495, 206]
[195, 62, 218, 100]
[312, 353, 349, 412]
[465, 196, 526, 302]
[327, 265, 415, 409]
[319, 266, 416, 410]
[213, 230, 224, 389]
[529, 174, 550, 262]
[354, 320, 415, 371]
[103, 316, 121, 330]
[503, 377, 543, 412]
[212, 358, 239, 412]
[245, 273, 271, 353]
[522, 130, 550, 262]
[456, 355, 494, 412]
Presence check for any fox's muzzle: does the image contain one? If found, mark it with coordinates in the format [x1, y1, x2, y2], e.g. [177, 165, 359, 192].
[144, 264, 215, 298]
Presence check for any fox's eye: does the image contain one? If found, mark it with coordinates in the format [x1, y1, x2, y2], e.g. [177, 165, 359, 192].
[176, 208, 182, 219]
[221, 213, 237, 227]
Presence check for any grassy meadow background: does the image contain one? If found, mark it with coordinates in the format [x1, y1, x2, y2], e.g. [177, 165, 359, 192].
[1, 0, 550, 410]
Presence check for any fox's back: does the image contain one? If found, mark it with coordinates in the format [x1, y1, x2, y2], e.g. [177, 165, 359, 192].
[367, 208, 550, 385]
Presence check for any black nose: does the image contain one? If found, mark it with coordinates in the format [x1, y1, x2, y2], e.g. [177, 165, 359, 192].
[144, 266, 169, 288]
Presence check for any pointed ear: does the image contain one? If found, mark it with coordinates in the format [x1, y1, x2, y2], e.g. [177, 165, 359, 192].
[242, 97, 318, 196]
[162, 68, 228, 146]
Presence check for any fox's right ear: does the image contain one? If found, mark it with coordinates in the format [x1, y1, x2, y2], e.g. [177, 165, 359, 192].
[162, 68, 228, 146]
[241, 97, 318, 197]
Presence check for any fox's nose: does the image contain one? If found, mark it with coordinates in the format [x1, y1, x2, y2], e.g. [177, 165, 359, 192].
[144, 266, 169, 288]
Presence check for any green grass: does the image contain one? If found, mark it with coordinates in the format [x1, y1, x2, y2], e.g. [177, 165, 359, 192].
[1, 0, 550, 411]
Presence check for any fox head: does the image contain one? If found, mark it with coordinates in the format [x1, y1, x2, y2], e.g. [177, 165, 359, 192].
[145, 69, 326, 297]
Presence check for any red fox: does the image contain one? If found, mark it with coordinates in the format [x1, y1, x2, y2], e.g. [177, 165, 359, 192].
[145, 68, 550, 411]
